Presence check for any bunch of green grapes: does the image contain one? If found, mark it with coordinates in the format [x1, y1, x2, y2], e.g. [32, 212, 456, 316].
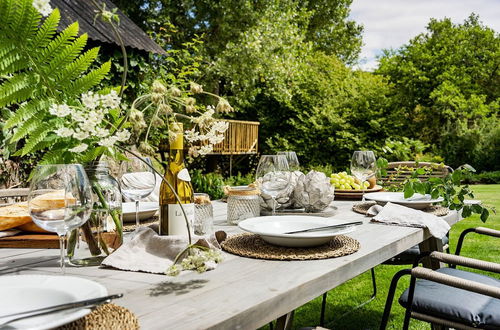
[330, 172, 369, 190]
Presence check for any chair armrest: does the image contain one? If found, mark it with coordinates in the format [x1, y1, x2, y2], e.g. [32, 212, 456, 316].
[430, 251, 500, 274]
[456, 227, 500, 257]
[411, 266, 500, 300]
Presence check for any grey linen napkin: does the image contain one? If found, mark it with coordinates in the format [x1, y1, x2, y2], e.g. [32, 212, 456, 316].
[102, 225, 222, 274]
[367, 202, 450, 239]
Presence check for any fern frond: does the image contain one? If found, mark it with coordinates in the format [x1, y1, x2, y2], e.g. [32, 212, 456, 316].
[80, 146, 105, 163]
[55, 47, 100, 85]
[15, 122, 52, 156]
[4, 98, 50, 129]
[39, 147, 66, 165]
[12, 1, 39, 42]
[0, 0, 16, 28]
[16, 126, 55, 156]
[35, 21, 79, 64]
[0, 72, 37, 107]
[45, 33, 88, 79]
[30, 8, 60, 50]
[67, 61, 111, 95]
[0, 44, 28, 75]
[10, 112, 45, 142]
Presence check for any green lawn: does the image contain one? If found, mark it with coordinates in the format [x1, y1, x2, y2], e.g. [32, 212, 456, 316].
[267, 184, 500, 330]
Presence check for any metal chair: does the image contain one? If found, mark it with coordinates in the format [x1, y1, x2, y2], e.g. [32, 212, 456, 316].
[380, 227, 500, 329]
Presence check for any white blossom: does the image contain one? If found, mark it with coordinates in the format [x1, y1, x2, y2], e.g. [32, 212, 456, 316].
[73, 130, 89, 141]
[115, 129, 131, 142]
[81, 91, 100, 110]
[184, 128, 200, 142]
[100, 90, 121, 109]
[69, 143, 88, 153]
[208, 134, 225, 145]
[212, 121, 229, 133]
[199, 145, 213, 155]
[54, 127, 74, 138]
[32, 0, 52, 16]
[98, 136, 118, 148]
[49, 104, 71, 117]
[94, 127, 109, 138]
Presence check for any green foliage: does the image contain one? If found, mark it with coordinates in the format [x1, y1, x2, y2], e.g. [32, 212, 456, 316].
[381, 137, 443, 163]
[377, 14, 499, 170]
[191, 170, 226, 200]
[0, 0, 110, 163]
[401, 165, 494, 222]
[465, 171, 500, 184]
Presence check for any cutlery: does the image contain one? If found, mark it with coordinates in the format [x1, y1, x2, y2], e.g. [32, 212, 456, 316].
[0, 293, 123, 327]
[283, 221, 363, 234]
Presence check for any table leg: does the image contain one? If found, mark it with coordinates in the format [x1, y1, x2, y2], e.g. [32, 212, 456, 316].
[275, 311, 294, 330]
[419, 236, 444, 270]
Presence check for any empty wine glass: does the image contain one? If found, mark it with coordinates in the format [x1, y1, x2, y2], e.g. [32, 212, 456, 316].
[277, 151, 300, 171]
[28, 164, 93, 274]
[350, 150, 376, 201]
[119, 157, 156, 226]
[256, 155, 290, 215]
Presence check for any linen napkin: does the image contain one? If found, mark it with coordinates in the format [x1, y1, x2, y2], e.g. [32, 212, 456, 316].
[101, 225, 222, 274]
[367, 202, 450, 239]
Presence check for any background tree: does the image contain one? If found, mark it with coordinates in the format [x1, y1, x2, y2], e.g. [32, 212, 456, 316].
[377, 14, 500, 170]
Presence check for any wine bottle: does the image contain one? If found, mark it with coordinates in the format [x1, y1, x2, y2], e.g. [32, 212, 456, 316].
[159, 122, 194, 236]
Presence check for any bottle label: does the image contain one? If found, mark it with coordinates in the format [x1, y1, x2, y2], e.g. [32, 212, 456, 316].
[167, 203, 194, 236]
[177, 168, 191, 182]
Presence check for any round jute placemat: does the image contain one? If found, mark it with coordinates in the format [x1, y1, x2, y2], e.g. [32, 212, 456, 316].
[123, 218, 157, 232]
[352, 202, 449, 217]
[57, 304, 139, 330]
[221, 233, 360, 261]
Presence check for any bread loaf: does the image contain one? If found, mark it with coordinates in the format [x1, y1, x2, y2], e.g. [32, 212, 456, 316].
[0, 202, 32, 231]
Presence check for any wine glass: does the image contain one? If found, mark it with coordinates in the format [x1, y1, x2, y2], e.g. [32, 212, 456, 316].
[350, 150, 377, 201]
[119, 157, 156, 226]
[28, 164, 93, 274]
[277, 151, 300, 171]
[256, 155, 290, 215]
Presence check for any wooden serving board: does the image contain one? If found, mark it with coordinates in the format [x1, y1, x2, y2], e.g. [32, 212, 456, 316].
[334, 185, 383, 199]
[0, 233, 59, 249]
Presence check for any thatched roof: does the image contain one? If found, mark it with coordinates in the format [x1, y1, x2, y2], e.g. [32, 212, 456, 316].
[52, 0, 167, 55]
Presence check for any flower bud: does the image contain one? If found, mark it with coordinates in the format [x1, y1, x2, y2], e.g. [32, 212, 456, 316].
[185, 105, 196, 113]
[185, 97, 196, 106]
[152, 80, 167, 94]
[215, 98, 233, 113]
[159, 103, 173, 115]
[189, 82, 203, 94]
[170, 87, 182, 97]
[139, 141, 156, 155]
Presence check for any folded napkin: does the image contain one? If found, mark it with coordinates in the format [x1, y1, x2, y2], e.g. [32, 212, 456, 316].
[102, 225, 222, 274]
[368, 202, 450, 239]
[0, 229, 20, 238]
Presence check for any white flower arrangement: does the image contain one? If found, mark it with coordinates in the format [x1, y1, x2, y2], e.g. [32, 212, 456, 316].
[49, 90, 131, 154]
[32, 0, 52, 17]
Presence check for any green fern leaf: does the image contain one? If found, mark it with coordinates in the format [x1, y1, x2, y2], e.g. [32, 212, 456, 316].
[4, 98, 50, 129]
[39, 148, 66, 165]
[10, 112, 45, 142]
[15, 122, 52, 156]
[55, 47, 100, 85]
[35, 21, 79, 65]
[0, 0, 16, 28]
[12, 0, 38, 42]
[67, 61, 111, 95]
[30, 8, 60, 50]
[0, 43, 28, 75]
[17, 128, 56, 156]
[80, 146, 106, 163]
[45, 33, 88, 79]
[0, 72, 37, 107]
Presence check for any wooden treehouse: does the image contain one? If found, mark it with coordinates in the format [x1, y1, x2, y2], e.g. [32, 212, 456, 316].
[209, 119, 260, 175]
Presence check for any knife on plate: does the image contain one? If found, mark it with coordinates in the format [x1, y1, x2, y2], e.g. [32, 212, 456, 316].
[283, 221, 363, 234]
[0, 293, 123, 327]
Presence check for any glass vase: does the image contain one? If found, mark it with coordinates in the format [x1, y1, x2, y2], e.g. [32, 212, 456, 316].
[67, 161, 123, 266]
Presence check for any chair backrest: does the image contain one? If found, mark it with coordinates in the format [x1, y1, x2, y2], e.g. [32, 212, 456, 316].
[381, 161, 453, 188]
[0, 188, 29, 205]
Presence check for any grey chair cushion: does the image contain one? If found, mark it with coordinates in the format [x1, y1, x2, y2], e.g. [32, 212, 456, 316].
[399, 268, 500, 329]
[385, 235, 449, 265]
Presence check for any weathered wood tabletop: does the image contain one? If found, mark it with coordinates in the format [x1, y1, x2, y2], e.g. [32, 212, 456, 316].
[0, 201, 459, 330]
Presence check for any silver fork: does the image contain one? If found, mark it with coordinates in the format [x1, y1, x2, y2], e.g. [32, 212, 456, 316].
[0, 293, 123, 327]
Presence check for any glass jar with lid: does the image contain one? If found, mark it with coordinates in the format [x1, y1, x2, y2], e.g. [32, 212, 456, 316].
[225, 185, 260, 225]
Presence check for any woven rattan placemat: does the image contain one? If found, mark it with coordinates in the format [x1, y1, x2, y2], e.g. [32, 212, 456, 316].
[57, 304, 139, 330]
[352, 202, 449, 217]
[221, 233, 360, 261]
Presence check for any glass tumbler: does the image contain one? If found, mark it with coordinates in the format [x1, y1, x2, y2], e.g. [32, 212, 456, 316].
[193, 193, 213, 236]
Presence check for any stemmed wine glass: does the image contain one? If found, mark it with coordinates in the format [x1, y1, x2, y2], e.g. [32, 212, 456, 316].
[119, 157, 156, 226]
[350, 150, 376, 201]
[256, 155, 290, 215]
[28, 164, 93, 274]
[277, 151, 300, 171]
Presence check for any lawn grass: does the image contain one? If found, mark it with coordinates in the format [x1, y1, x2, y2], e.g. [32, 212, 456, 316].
[265, 184, 500, 330]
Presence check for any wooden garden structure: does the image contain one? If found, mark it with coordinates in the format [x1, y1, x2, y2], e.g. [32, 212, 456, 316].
[210, 119, 260, 175]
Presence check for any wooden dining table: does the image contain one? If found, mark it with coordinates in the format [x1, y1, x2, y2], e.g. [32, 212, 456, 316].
[0, 200, 460, 330]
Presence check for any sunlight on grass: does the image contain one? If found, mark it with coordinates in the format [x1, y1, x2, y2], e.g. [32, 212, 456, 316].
[265, 184, 500, 330]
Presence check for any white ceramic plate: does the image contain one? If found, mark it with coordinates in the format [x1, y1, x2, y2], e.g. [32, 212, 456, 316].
[238, 216, 357, 247]
[363, 192, 444, 210]
[122, 201, 159, 222]
[0, 275, 107, 330]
